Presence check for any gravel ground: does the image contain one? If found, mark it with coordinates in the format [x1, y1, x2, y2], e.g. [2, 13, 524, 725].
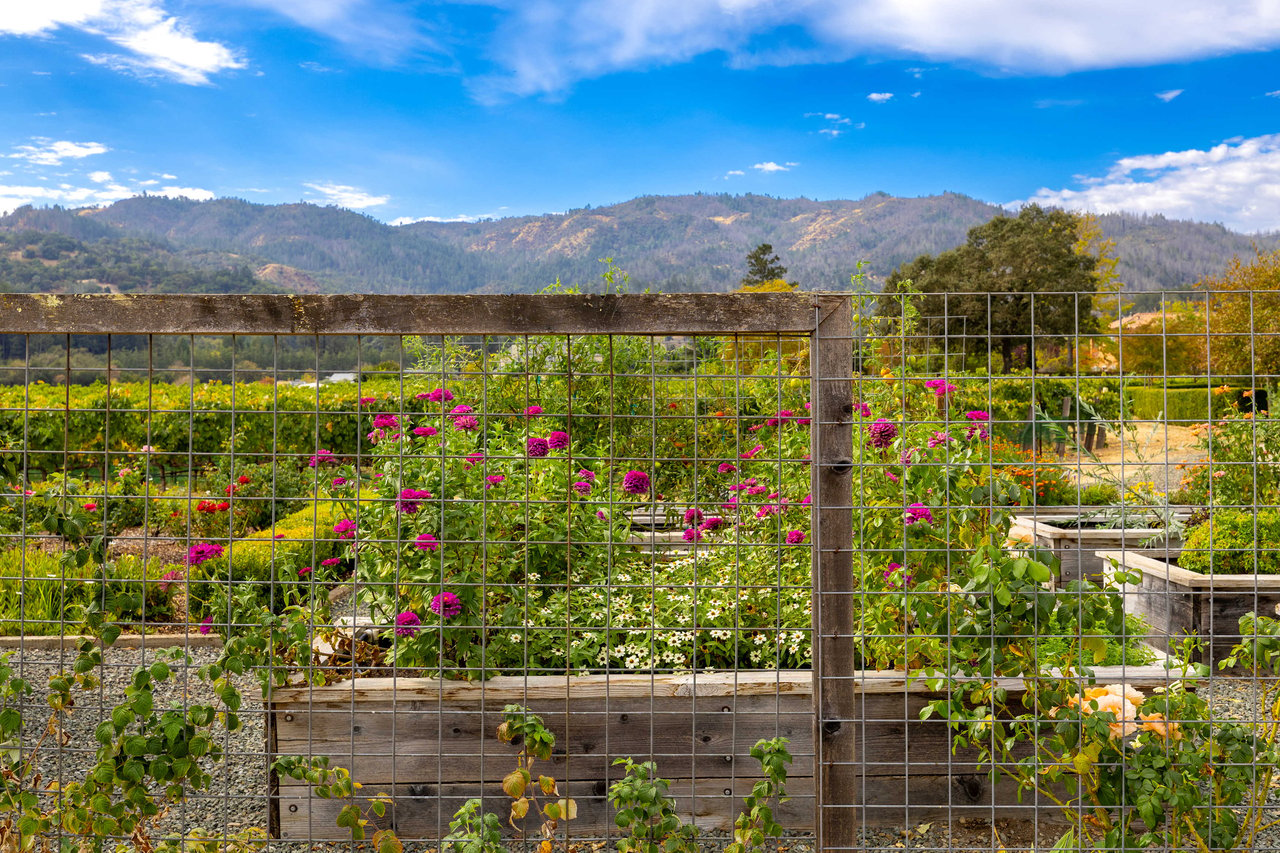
[8, 643, 1280, 852]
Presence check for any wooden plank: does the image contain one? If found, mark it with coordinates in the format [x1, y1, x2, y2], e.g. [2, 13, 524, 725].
[811, 295, 855, 853]
[268, 670, 814, 704]
[273, 698, 814, 784]
[857, 774, 1069, 826]
[0, 293, 843, 336]
[276, 775, 816, 839]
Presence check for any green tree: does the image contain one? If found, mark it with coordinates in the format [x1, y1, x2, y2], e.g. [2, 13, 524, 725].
[742, 243, 788, 288]
[1197, 249, 1280, 379]
[879, 205, 1099, 372]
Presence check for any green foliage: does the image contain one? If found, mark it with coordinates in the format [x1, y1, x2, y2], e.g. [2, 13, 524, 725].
[607, 757, 699, 853]
[443, 800, 508, 853]
[725, 738, 792, 853]
[0, 549, 173, 635]
[1126, 384, 1243, 422]
[1180, 510, 1280, 575]
[740, 243, 789, 288]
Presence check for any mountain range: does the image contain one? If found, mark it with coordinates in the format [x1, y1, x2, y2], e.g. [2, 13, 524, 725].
[1, 192, 1275, 298]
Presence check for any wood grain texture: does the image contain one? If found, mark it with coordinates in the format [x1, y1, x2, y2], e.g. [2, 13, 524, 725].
[811, 295, 856, 853]
[0, 293, 846, 336]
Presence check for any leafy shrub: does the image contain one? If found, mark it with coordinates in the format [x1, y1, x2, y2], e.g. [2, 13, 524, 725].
[1080, 482, 1121, 506]
[1179, 510, 1280, 575]
[0, 549, 175, 635]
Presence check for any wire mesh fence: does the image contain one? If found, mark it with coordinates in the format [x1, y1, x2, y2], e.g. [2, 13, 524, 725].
[0, 290, 1278, 853]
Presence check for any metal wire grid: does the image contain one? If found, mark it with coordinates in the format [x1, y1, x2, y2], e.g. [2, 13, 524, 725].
[0, 291, 1277, 852]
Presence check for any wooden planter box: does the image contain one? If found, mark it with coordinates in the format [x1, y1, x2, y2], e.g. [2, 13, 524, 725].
[1100, 549, 1280, 664]
[267, 658, 1179, 838]
[1011, 514, 1182, 587]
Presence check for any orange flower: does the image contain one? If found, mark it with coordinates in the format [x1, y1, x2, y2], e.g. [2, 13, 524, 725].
[1138, 712, 1181, 741]
[1214, 384, 1232, 396]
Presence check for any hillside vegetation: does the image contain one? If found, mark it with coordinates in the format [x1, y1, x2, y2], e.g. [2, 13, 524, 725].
[0, 192, 1274, 295]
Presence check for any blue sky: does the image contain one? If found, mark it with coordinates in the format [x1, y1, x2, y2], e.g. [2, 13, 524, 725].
[2, 1, 1280, 231]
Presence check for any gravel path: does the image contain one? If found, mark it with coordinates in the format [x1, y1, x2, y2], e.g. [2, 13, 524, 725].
[7, 643, 1280, 852]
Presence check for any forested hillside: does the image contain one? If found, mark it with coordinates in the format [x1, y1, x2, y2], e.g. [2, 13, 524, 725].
[0, 192, 1275, 295]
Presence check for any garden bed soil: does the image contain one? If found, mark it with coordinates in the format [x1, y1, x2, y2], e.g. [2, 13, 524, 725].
[1010, 514, 1183, 586]
[267, 656, 1179, 839]
[1100, 549, 1280, 665]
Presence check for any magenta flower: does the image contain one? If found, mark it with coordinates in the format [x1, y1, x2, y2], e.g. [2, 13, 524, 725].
[449, 404, 473, 416]
[746, 485, 767, 496]
[622, 470, 650, 495]
[333, 519, 357, 539]
[298, 566, 312, 577]
[157, 569, 184, 593]
[965, 410, 991, 441]
[397, 488, 433, 514]
[547, 430, 570, 450]
[413, 426, 438, 437]
[785, 530, 806, 545]
[198, 616, 212, 635]
[321, 557, 342, 566]
[524, 405, 543, 416]
[454, 415, 479, 431]
[414, 392, 429, 400]
[867, 419, 898, 449]
[928, 431, 953, 448]
[485, 474, 506, 489]
[900, 448, 916, 467]
[187, 543, 223, 566]
[359, 397, 377, 406]
[373, 413, 400, 429]
[741, 444, 764, 460]
[756, 504, 778, 518]
[800, 494, 812, 506]
[572, 480, 592, 495]
[331, 476, 348, 487]
[308, 449, 334, 468]
[527, 436, 550, 457]
[924, 379, 956, 397]
[966, 410, 990, 421]
[856, 402, 872, 418]
[683, 507, 703, 525]
[905, 503, 933, 525]
[577, 468, 596, 482]
[717, 462, 737, 474]
[596, 510, 608, 520]
[885, 471, 900, 484]
[426, 388, 454, 403]
[699, 516, 724, 531]
[429, 592, 463, 619]
[415, 532, 439, 551]
[682, 527, 703, 542]
[395, 611, 422, 636]
[464, 452, 485, 469]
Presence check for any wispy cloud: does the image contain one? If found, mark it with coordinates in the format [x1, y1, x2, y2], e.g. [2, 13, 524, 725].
[227, 0, 438, 64]
[1155, 88, 1184, 102]
[87, 171, 113, 183]
[1034, 98, 1084, 109]
[0, 1, 244, 85]
[866, 92, 893, 103]
[752, 161, 796, 173]
[723, 169, 746, 178]
[0, 181, 133, 215]
[304, 181, 389, 208]
[806, 111, 856, 137]
[155, 185, 215, 200]
[1021, 133, 1280, 233]
[8, 139, 109, 166]
[1266, 89, 1280, 97]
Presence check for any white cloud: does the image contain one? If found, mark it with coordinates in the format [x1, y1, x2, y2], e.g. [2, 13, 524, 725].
[299, 60, 338, 73]
[1266, 89, 1280, 97]
[0, 180, 134, 215]
[723, 169, 746, 178]
[1, 0, 244, 85]
[818, 128, 843, 137]
[1156, 88, 1184, 102]
[1021, 133, 1280, 233]
[160, 173, 177, 179]
[156, 185, 215, 200]
[304, 181, 389, 208]
[88, 170, 113, 183]
[225, 0, 434, 63]
[390, 214, 483, 225]
[8, 139, 108, 166]
[866, 92, 893, 102]
[752, 161, 793, 172]
[469, 1, 1280, 99]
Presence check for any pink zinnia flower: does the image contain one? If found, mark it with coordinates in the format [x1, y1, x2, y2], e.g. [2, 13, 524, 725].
[413, 426, 438, 437]
[699, 516, 724, 531]
[577, 469, 596, 482]
[359, 397, 377, 406]
[198, 616, 212, 635]
[867, 419, 897, 448]
[485, 474, 505, 488]
[525, 405, 543, 416]
[572, 480, 592, 495]
[800, 494, 812, 506]
[464, 452, 485, 469]
[397, 488, 432, 514]
[373, 413, 400, 429]
[855, 402, 872, 418]
[621, 470, 650, 495]
[429, 592, 463, 619]
[157, 569, 184, 592]
[298, 566, 312, 577]
[717, 462, 736, 474]
[741, 445, 764, 460]
[333, 519, 357, 539]
[682, 527, 703, 542]
[683, 507, 703, 525]
[449, 404, 473, 417]
[454, 415, 479, 431]
[527, 436, 550, 457]
[187, 543, 223, 566]
[308, 449, 334, 468]
[924, 379, 956, 397]
[547, 430, 570, 450]
[83, 502, 97, 511]
[426, 388, 454, 403]
[905, 503, 933, 525]
[415, 533, 439, 551]
[321, 557, 342, 566]
[785, 530, 806, 545]
[395, 611, 422, 636]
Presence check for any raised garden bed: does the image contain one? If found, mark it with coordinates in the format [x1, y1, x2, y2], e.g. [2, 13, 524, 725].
[1011, 513, 1183, 586]
[267, 652, 1178, 838]
[1100, 549, 1280, 664]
